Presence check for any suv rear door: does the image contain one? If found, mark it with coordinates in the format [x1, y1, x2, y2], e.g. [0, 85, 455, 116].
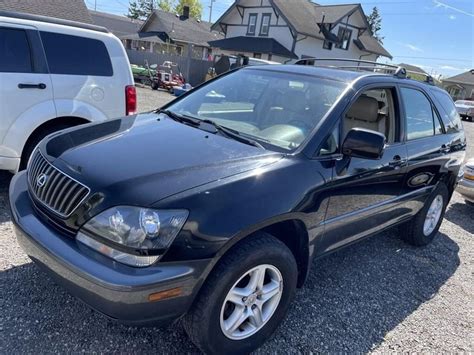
[399, 85, 460, 198]
[0, 24, 55, 154]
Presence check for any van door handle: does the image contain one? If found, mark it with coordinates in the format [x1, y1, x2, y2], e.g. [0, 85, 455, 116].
[18, 83, 47, 89]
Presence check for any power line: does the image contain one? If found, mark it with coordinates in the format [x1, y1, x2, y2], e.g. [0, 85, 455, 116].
[390, 55, 473, 63]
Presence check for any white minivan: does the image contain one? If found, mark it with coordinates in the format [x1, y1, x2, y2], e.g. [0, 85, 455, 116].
[0, 11, 135, 173]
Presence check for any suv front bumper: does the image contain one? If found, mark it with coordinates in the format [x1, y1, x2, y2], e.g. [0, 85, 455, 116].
[9, 171, 210, 325]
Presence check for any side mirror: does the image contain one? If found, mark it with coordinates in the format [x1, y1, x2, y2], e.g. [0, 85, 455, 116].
[342, 128, 386, 160]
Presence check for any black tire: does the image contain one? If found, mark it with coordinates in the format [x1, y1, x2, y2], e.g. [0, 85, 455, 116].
[400, 183, 449, 246]
[183, 233, 297, 354]
[19, 124, 71, 170]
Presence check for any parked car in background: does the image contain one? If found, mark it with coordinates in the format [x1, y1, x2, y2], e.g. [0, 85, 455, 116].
[10, 61, 466, 354]
[455, 100, 474, 121]
[0, 11, 135, 173]
[457, 159, 474, 205]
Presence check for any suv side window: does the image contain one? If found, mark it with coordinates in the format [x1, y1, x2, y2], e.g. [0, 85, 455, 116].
[431, 90, 463, 133]
[400, 87, 443, 140]
[40, 32, 113, 76]
[0, 27, 32, 73]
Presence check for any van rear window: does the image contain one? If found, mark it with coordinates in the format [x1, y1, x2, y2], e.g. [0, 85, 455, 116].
[40, 32, 113, 76]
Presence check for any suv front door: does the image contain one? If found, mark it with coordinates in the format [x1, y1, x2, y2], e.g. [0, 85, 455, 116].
[0, 24, 55, 160]
[319, 85, 408, 254]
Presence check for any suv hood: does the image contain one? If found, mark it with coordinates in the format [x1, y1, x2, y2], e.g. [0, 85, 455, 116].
[42, 113, 282, 207]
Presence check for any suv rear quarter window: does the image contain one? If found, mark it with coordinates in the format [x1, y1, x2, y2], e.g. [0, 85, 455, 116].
[431, 90, 463, 133]
[40, 32, 113, 76]
[0, 27, 32, 73]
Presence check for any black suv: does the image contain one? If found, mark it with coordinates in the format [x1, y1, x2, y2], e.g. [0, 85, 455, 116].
[10, 60, 466, 354]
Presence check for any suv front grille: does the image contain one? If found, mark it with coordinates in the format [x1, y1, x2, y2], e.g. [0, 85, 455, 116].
[28, 151, 90, 218]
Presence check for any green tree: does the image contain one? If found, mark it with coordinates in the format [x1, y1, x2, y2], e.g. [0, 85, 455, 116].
[366, 6, 384, 43]
[174, 0, 203, 19]
[157, 0, 174, 12]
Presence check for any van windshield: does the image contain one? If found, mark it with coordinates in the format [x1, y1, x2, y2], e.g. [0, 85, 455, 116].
[166, 68, 347, 151]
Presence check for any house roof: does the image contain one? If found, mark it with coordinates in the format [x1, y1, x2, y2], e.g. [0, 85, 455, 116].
[209, 36, 298, 59]
[120, 32, 165, 44]
[90, 10, 143, 37]
[353, 35, 392, 59]
[140, 10, 223, 47]
[397, 63, 428, 75]
[443, 70, 474, 85]
[0, 0, 92, 24]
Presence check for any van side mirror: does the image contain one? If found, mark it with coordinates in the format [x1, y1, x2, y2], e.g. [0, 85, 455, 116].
[342, 128, 386, 160]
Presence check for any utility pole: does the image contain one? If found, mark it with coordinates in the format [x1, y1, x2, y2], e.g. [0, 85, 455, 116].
[94, 0, 97, 10]
[209, 0, 216, 23]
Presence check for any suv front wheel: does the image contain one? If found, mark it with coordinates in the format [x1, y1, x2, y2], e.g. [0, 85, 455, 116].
[183, 233, 297, 354]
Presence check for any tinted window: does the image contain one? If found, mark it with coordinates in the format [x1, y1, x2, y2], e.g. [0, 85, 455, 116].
[401, 87, 439, 140]
[0, 28, 32, 73]
[432, 90, 463, 133]
[40, 32, 112, 76]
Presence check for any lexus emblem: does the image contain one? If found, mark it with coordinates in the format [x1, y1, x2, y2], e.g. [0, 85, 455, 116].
[36, 173, 48, 188]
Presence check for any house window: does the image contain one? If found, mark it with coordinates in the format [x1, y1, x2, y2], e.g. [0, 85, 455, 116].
[253, 53, 262, 59]
[323, 41, 333, 50]
[247, 13, 258, 35]
[260, 14, 271, 36]
[335, 27, 352, 50]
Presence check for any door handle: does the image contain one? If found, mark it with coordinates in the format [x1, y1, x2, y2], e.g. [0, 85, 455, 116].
[388, 155, 405, 169]
[440, 144, 451, 153]
[18, 83, 47, 89]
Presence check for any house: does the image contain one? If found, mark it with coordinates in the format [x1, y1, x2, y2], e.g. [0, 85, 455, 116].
[397, 63, 428, 75]
[122, 6, 223, 60]
[90, 10, 143, 38]
[442, 70, 474, 101]
[209, 0, 392, 63]
[0, 0, 92, 23]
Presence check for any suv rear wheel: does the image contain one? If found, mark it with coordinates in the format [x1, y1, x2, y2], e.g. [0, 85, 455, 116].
[401, 183, 449, 246]
[183, 233, 297, 354]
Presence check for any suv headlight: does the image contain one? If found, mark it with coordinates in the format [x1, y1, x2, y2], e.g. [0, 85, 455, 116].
[77, 207, 188, 267]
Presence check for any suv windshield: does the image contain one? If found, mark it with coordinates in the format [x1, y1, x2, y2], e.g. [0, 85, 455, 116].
[166, 68, 347, 151]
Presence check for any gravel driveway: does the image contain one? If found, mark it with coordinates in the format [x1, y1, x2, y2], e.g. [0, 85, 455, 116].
[0, 92, 472, 353]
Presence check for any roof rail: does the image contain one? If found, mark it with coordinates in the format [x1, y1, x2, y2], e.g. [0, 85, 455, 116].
[294, 58, 436, 85]
[0, 11, 109, 33]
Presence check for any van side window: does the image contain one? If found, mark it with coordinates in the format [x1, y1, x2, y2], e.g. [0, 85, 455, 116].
[401, 87, 442, 140]
[40, 32, 113, 76]
[0, 28, 32, 73]
[343, 88, 397, 144]
[431, 90, 463, 133]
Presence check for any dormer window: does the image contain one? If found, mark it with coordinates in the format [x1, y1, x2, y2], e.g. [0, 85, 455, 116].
[335, 27, 352, 50]
[260, 14, 271, 36]
[247, 14, 258, 35]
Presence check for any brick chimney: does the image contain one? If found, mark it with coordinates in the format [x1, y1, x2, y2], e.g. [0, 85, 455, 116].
[182, 6, 190, 19]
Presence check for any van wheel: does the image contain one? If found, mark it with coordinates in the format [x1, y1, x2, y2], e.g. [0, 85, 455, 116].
[19, 124, 71, 170]
[183, 233, 297, 354]
[401, 183, 449, 246]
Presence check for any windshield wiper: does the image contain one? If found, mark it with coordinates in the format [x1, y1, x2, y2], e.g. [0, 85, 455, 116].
[199, 119, 264, 149]
[157, 109, 200, 126]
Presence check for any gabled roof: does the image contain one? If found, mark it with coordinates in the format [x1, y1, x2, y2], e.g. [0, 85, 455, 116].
[0, 0, 92, 24]
[397, 63, 428, 75]
[90, 10, 143, 37]
[443, 70, 474, 85]
[354, 35, 392, 59]
[209, 36, 298, 59]
[140, 10, 223, 47]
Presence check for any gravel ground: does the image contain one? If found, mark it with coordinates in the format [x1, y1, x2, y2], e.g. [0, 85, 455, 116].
[136, 86, 176, 113]
[0, 94, 472, 353]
